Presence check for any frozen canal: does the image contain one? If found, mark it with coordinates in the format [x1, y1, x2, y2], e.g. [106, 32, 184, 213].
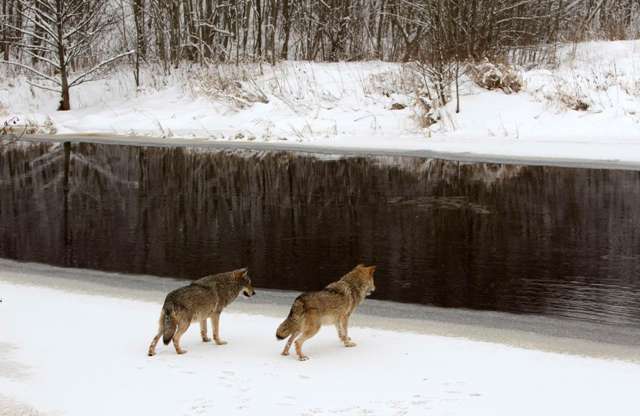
[2, 139, 640, 327]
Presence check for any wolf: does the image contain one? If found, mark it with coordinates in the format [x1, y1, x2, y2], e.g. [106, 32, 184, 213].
[147, 268, 255, 356]
[276, 264, 376, 361]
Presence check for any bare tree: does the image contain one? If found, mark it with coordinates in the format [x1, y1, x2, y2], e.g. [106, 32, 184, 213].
[1, 0, 23, 60]
[1, 0, 133, 110]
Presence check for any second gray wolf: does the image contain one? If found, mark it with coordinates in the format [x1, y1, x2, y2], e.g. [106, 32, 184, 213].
[148, 268, 255, 356]
[276, 264, 376, 361]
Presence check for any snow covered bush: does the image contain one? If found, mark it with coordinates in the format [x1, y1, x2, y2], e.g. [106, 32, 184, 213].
[42, 117, 58, 135]
[555, 90, 590, 111]
[194, 66, 268, 110]
[1, 116, 16, 136]
[1, 116, 36, 136]
[364, 67, 418, 97]
[541, 74, 593, 112]
[1, 115, 57, 136]
[414, 96, 438, 128]
[363, 66, 440, 128]
[469, 60, 523, 94]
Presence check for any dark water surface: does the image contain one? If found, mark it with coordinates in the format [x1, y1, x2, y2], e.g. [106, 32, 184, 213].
[1, 141, 639, 327]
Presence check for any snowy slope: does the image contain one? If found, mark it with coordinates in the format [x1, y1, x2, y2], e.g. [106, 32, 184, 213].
[1, 270, 640, 416]
[2, 40, 640, 164]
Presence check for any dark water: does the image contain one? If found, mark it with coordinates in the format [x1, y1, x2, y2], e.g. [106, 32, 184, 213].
[1, 141, 639, 327]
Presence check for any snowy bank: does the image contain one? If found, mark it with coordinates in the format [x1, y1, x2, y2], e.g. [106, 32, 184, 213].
[2, 40, 640, 165]
[1, 262, 640, 416]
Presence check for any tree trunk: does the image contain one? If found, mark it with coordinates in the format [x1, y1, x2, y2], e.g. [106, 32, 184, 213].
[132, 0, 145, 86]
[133, 0, 146, 58]
[221, 4, 232, 62]
[242, 1, 250, 59]
[11, 0, 23, 60]
[376, 0, 386, 60]
[31, 1, 47, 65]
[624, 0, 633, 26]
[255, 0, 262, 59]
[235, 0, 240, 65]
[56, 0, 71, 110]
[269, 0, 278, 65]
[183, 0, 197, 61]
[169, 0, 181, 66]
[58, 57, 71, 111]
[280, 0, 290, 59]
[152, 5, 168, 71]
[2, 0, 7, 60]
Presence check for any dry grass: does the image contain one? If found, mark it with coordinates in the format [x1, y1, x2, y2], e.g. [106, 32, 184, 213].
[1, 115, 57, 136]
[193, 65, 268, 109]
[469, 60, 523, 94]
[362, 66, 419, 96]
[360, 64, 443, 130]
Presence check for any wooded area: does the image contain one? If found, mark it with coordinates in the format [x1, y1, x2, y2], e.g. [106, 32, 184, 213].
[1, 0, 638, 109]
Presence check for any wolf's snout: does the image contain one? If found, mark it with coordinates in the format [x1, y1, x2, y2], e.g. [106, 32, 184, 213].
[243, 289, 255, 298]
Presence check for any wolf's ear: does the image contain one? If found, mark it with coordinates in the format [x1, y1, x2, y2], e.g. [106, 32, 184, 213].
[366, 265, 376, 276]
[234, 268, 248, 278]
[355, 263, 365, 269]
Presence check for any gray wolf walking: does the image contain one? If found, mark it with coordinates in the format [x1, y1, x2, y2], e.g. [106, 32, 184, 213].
[148, 268, 255, 356]
[276, 264, 376, 361]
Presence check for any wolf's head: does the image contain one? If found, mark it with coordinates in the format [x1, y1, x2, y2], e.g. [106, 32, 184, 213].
[234, 268, 256, 298]
[352, 264, 377, 297]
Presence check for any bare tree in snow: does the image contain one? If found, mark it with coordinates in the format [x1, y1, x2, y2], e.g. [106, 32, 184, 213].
[1, 0, 23, 60]
[0, 0, 133, 110]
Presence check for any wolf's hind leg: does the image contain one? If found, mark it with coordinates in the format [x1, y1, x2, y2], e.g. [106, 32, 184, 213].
[282, 331, 299, 356]
[200, 320, 211, 342]
[172, 320, 190, 354]
[148, 314, 164, 356]
[295, 319, 321, 361]
[211, 312, 227, 345]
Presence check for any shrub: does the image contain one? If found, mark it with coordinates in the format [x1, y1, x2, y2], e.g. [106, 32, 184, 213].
[194, 66, 268, 109]
[469, 60, 523, 94]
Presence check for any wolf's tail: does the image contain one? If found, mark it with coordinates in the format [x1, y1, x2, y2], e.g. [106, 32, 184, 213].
[276, 297, 304, 340]
[162, 303, 177, 345]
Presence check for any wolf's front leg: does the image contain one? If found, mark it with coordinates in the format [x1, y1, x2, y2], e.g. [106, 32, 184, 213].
[211, 312, 227, 345]
[200, 320, 211, 342]
[340, 317, 356, 347]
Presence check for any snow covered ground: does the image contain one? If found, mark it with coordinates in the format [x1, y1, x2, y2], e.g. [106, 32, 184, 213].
[2, 40, 640, 165]
[1, 261, 640, 416]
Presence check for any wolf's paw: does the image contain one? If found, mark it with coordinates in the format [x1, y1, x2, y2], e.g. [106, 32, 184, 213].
[281, 350, 290, 356]
[344, 341, 357, 348]
[202, 337, 211, 343]
[298, 355, 309, 361]
[147, 351, 156, 357]
[176, 349, 188, 355]
[215, 340, 228, 346]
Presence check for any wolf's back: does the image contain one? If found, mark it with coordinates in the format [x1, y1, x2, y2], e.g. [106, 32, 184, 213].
[276, 297, 304, 340]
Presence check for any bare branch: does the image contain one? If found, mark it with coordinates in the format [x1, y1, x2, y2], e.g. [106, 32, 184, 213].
[26, 79, 61, 93]
[22, 48, 61, 69]
[69, 50, 134, 87]
[0, 60, 61, 84]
